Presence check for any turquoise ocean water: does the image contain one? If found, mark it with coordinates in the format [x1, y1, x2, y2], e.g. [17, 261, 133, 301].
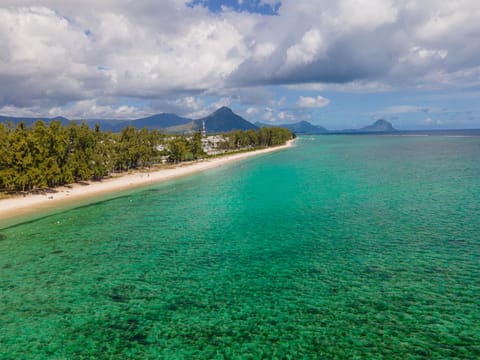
[1, 135, 479, 358]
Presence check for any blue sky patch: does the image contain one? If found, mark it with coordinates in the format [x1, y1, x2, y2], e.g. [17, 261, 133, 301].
[187, 0, 281, 15]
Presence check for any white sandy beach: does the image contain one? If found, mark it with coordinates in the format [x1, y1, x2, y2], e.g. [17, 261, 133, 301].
[0, 140, 294, 226]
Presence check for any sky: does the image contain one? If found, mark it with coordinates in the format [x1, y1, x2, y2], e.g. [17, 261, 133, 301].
[1, 0, 480, 130]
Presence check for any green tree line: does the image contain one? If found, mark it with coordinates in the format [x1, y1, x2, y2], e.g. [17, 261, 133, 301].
[0, 121, 293, 192]
[219, 127, 294, 149]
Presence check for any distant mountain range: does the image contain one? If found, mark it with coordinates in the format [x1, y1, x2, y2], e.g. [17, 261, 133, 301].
[0, 115, 71, 127]
[0, 107, 259, 134]
[0, 107, 397, 134]
[255, 120, 328, 134]
[256, 118, 397, 134]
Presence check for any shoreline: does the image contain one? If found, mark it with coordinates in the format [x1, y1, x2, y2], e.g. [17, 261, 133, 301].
[0, 139, 294, 228]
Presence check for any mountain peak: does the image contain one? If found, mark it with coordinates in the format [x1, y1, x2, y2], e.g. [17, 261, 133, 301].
[361, 119, 395, 132]
[298, 120, 312, 125]
[214, 106, 233, 114]
[199, 107, 257, 133]
[373, 119, 390, 126]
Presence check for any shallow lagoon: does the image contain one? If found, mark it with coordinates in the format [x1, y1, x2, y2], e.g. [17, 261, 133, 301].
[1, 135, 479, 358]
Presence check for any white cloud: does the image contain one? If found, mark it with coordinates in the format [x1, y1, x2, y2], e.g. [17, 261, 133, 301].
[338, 0, 398, 30]
[259, 107, 311, 123]
[414, 1, 480, 42]
[179, 97, 232, 119]
[285, 28, 325, 67]
[212, 97, 232, 109]
[277, 111, 296, 121]
[54, 99, 150, 120]
[0, 105, 46, 118]
[0, 99, 150, 120]
[0, 6, 98, 107]
[1, 0, 480, 119]
[296, 95, 330, 108]
[288, 81, 392, 93]
[149, 95, 206, 118]
[0, 2, 249, 112]
[262, 107, 275, 121]
[253, 42, 276, 60]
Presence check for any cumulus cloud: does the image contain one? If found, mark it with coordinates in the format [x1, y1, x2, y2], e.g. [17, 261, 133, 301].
[296, 95, 330, 108]
[57, 100, 151, 120]
[0, 6, 100, 108]
[205, 86, 274, 106]
[230, 0, 480, 89]
[288, 81, 392, 93]
[284, 28, 325, 68]
[1, 0, 480, 118]
[0, 100, 150, 120]
[149, 96, 206, 118]
[244, 103, 310, 124]
[0, 1, 248, 112]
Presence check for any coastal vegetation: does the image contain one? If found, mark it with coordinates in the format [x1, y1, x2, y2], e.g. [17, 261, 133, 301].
[0, 121, 293, 193]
